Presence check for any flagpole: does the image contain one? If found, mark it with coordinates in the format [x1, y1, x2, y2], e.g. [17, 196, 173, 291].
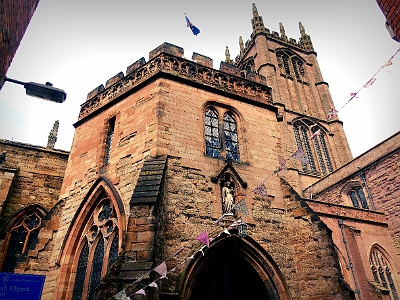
[184, 12, 187, 58]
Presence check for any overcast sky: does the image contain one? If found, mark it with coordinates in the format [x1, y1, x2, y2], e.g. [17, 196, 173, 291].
[0, 0, 399, 158]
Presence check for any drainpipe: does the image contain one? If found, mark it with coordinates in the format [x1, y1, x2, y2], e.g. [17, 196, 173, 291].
[359, 170, 375, 210]
[338, 219, 362, 299]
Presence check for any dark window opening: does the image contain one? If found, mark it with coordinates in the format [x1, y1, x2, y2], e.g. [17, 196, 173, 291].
[104, 117, 116, 165]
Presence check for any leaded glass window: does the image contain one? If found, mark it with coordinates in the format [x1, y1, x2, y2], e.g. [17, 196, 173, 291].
[205, 108, 220, 158]
[223, 114, 240, 162]
[348, 187, 368, 209]
[370, 247, 399, 300]
[71, 198, 120, 300]
[204, 107, 240, 162]
[1, 212, 41, 273]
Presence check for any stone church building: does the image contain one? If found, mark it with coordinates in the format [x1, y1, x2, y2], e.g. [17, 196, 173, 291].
[0, 4, 399, 300]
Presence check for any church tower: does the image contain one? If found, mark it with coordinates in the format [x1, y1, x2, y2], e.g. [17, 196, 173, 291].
[42, 4, 358, 300]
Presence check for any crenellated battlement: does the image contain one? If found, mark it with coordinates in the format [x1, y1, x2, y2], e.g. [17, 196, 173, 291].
[78, 42, 272, 124]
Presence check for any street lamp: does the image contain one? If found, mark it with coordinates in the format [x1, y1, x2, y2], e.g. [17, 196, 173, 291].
[1, 77, 66, 103]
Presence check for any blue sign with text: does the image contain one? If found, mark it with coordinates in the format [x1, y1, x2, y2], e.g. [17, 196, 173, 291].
[0, 273, 45, 300]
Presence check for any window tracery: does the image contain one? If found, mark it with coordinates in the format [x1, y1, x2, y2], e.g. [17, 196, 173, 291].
[1, 212, 42, 273]
[370, 247, 399, 300]
[71, 198, 120, 300]
[205, 107, 240, 162]
[293, 120, 333, 174]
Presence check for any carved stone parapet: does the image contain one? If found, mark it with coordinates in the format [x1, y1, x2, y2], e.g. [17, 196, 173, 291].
[78, 53, 273, 121]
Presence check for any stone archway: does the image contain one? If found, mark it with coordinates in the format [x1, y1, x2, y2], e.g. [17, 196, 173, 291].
[180, 233, 290, 300]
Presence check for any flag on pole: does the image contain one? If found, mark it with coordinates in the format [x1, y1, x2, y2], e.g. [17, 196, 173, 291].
[363, 77, 376, 88]
[114, 289, 130, 300]
[327, 108, 338, 120]
[233, 199, 249, 215]
[185, 15, 200, 36]
[309, 129, 321, 140]
[154, 261, 168, 278]
[252, 182, 267, 196]
[196, 230, 210, 247]
[291, 147, 309, 165]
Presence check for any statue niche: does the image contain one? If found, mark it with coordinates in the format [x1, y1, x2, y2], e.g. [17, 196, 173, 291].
[221, 177, 236, 215]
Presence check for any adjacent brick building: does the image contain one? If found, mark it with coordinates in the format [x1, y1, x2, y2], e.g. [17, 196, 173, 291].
[376, 0, 400, 41]
[0, 0, 41, 88]
[0, 4, 399, 300]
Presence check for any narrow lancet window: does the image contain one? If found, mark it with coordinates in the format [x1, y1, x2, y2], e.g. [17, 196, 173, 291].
[104, 117, 116, 165]
[223, 113, 240, 162]
[205, 108, 221, 158]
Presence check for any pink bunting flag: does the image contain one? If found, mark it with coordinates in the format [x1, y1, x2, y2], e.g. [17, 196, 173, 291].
[135, 289, 146, 296]
[291, 147, 309, 165]
[154, 261, 168, 278]
[273, 165, 283, 174]
[195, 230, 210, 247]
[309, 129, 321, 140]
[363, 77, 376, 88]
[114, 289, 130, 300]
[278, 156, 286, 169]
[233, 199, 249, 215]
[252, 182, 267, 197]
[148, 281, 158, 288]
[327, 108, 338, 120]
[382, 59, 392, 68]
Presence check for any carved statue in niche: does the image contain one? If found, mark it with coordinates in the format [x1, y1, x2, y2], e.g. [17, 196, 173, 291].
[222, 180, 235, 214]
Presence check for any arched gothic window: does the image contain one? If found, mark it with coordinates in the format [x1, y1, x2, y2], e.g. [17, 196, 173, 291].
[205, 107, 240, 162]
[293, 120, 333, 175]
[370, 247, 399, 300]
[277, 50, 305, 81]
[348, 187, 368, 209]
[71, 198, 120, 300]
[1, 212, 42, 273]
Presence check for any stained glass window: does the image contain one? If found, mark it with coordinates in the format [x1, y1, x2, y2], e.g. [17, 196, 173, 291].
[87, 237, 104, 300]
[72, 241, 89, 300]
[1, 213, 41, 273]
[348, 188, 368, 209]
[108, 233, 119, 269]
[71, 197, 120, 300]
[370, 247, 399, 300]
[205, 108, 220, 158]
[223, 114, 240, 162]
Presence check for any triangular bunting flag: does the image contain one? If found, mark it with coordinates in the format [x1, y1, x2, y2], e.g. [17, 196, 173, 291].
[291, 147, 309, 165]
[363, 77, 376, 88]
[273, 165, 283, 174]
[189, 255, 195, 260]
[309, 129, 321, 140]
[224, 228, 231, 235]
[135, 289, 146, 296]
[382, 59, 392, 68]
[114, 289, 130, 300]
[233, 199, 249, 215]
[154, 261, 168, 278]
[148, 281, 158, 288]
[278, 156, 286, 169]
[252, 182, 267, 196]
[195, 230, 210, 247]
[327, 108, 338, 120]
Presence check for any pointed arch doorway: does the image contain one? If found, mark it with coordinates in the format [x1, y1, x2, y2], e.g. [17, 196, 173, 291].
[181, 234, 290, 300]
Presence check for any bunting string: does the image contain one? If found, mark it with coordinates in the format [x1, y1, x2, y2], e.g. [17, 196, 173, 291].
[327, 47, 400, 120]
[109, 145, 312, 299]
